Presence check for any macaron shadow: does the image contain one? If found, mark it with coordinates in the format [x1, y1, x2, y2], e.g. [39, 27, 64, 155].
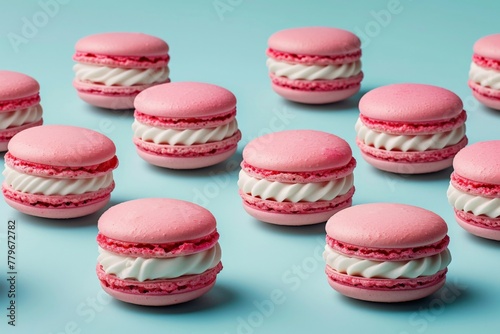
[252, 218, 326, 236]
[110, 285, 240, 314]
[83, 104, 135, 118]
[370, 165, 454, 182]
[463, 232, 500, 248]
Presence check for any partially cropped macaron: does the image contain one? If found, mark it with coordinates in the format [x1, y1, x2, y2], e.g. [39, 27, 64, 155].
[266, 26, 363, 104]
[0, 70, 43, 151]
[447, 141, 500, 240]
[96, 198, 222, 306]
[356, 84, 467, 174]
[2, 125, 118, 219]
[73, 32, 170, 110]
[468, 34, 500, 110]
[238, 130, 356, 225]
[132, 82, 241, 169]
[324, 203, 451, 303]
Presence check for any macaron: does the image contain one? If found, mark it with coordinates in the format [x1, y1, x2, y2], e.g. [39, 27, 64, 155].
[2, 125, 118, 219]
[0, 70, 43, 151]
[238, 130, 356, 226]
[356, 83, 467, 174]
[266, 26, 363, 104]
[323, 203, 451, 303]
[96, 198, 223, 306]
[468, 34, 500, 110]
[132, 82, 241, 169]
[73, 32, 170, 110]
[447, 141, 500, 240]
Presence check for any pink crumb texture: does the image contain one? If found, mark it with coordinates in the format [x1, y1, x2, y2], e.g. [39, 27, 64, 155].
[268, 27, 361, 57]
[359, 84, 464, 122]
[326, 203, 448, 249]
[0, 70, 40, 102]
[242, 130, 353, 173]
[73, 79, 167, 96]
[0, 120, 43, 143]
[450, 172, 500, 197]
[469, 81, 500, 110]
[134, 109, 236, 130]
[472, 54, 500, 71]
[240, 158, 356, 183]
[473, 34, 500, 62]
[270, 73, 363, 92]
[97, 231, 220, 258]
[359, 111, 467, 135]
[271, 84, 360, 105]
[74, 32, 169, 68]
[0, 95, 40, 112]
[452, 140, 500, 185]
[134, 82, 237, 118]
[98, 198, 217, 244]
[455, 211, 500, 241]
[266, 48, 361, 66]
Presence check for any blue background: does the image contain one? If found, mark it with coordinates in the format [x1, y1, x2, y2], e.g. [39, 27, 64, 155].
[1, 0, 499, 333]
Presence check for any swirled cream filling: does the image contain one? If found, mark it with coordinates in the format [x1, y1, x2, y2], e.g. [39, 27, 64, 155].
[132, 119, 238, 145]
[238, 169, 353, 203]
[2, 165, 113, 195]
[73, 63, 169, 86]
[0, 105, 42, 129]
[355, 118, 465, 152]
[266, 58, 361, 80]
[469, 62, 500, 89]
[98, 243, 221, 282]
[447, 183, 500, 218]
[323, 245, 451, 279]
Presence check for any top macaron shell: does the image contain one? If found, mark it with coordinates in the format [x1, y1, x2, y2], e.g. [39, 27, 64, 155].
[473, 34, 500, 60]
[0, 70, 40, 102]
[268, 27, 361, 56]
[326, 203, 448, 250]
[452, 140, 500, 185]
[134, 82, 236, 119]
[359, 83, 464, 122]
[242, 130, 352, 172]
[8, 125, 116, 167]
[98, 198, 217, 244]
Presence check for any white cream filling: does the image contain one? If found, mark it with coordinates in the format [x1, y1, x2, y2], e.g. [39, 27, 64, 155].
[355, 118, 465, 152]
[469, 62, 500, 89]
[0, 104, 42, 130]
[323, 245, 451, 279]
[132, 119, 238, 145]
[237, 169, 353, 203]
[2, 165, 113, 195]
[98, 243, 221, 282]
[73, 63, 169, 86]
[266, 58, 361, 80]
[447, 183, 500, 218]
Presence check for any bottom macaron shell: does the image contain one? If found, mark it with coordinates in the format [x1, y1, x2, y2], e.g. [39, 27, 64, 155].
[4, 195, 110, 219]
[76, 91, 136, 110]
[360, 151, 455, 174]
[271, 83, 360, 104]
[469, 80, 500, 110]
[326, 267, 447, 302]
[97, 262, 222, 306]
[0, 119, 43, 151]
[455, 211, 500, 241]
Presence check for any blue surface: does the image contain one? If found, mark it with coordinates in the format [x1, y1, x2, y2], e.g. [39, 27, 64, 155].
[1, 1, 499, 333]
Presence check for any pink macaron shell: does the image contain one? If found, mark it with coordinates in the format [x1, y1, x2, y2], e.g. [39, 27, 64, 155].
[326, 270, 446, 303]
[76, 91, 136, 110]
[271, 80, 360, 104]
[268, 27, 361, 57]
[134, 82, 237, 118]
[243, 130, 352, 173]
[453, 140, 500, 185]
[360, 151, 454, 174]
[326, 203, 448, 249]
[473, 34, 500, 61]
[75, 32, 169, 56]
[359, 84, 464, 122]
[8, 125, 116, 167]
[0, 70, 40, 101]
[0, 119, 43, 151]
[469, 80, 500, 110]
[134, 110, 236, 130]
[455, 211, 500, 241]
[136, 145, 237, 170]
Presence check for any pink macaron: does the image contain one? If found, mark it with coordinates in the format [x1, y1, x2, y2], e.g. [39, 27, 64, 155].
[324, 203, 451, 303]
[73, 32, 170, 110]
[468, 34, 500, 110]
[238, 130, 356, 226]
[447, 141, 500, 240]
[0, 70, 43, 151]
[356, 83, 468, 174]
[266, 27, 363, 104]
[2, 125, 118, 219]
[96, 198, 222, 306]
[132, 82, 241, 169]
